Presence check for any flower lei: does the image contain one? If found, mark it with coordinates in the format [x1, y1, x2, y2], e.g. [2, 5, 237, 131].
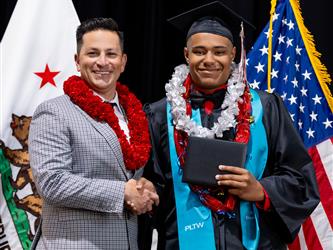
[166, 64, 251, 214]
[63, 75, 151, 170]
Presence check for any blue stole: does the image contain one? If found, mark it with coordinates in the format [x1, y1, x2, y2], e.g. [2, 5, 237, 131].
[167, 89, 267, 250]
[167, 104, 216, 250]
[240, 90, 268, 250]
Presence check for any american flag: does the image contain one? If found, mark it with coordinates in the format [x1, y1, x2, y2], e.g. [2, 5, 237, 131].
[246, 0, 333, 249]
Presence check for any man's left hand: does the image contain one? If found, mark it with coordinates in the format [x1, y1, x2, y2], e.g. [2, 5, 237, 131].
[215, 165, 264, 202]
[136, 177, 159, 206]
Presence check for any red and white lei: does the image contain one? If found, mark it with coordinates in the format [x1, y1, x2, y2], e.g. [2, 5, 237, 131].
[63, 75, 151, 170]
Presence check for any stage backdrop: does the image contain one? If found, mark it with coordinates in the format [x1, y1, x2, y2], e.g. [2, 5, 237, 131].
[1, 0, 332, 249]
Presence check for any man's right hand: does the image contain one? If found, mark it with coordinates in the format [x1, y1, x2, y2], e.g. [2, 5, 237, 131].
[136, 177, 159, 206]
[124, 179, 158, 215]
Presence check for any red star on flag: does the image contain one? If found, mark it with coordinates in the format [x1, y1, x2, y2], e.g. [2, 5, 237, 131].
[34, 64, 60, 88]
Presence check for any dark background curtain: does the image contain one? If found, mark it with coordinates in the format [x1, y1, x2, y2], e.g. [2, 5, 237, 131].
[1, 0, 332, 103]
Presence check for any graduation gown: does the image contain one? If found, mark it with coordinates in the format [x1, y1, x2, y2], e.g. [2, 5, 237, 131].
[139, 89, 319, 250]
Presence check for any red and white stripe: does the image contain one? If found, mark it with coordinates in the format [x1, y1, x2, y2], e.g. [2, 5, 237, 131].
[289, 137, 333, 250]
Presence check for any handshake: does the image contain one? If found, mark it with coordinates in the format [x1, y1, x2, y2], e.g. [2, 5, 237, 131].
[124, 177, 159, 215]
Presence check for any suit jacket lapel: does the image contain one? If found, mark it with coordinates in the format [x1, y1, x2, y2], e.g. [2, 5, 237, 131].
[74, 104, 131, 180]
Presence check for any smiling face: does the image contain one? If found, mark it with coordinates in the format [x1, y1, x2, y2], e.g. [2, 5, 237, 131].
[75, 29, 127, 100]
[184, 32, 236, 92]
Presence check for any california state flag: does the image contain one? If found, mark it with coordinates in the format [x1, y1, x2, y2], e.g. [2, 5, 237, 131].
[0, 0, 79, 249]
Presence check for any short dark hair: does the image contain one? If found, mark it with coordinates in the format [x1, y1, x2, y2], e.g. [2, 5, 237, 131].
[76, 17, 124, 53]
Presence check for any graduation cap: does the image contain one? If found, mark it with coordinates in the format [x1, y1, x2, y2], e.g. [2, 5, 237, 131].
[167, 1, 255, 45]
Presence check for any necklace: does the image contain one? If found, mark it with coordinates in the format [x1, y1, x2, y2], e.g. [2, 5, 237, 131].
[63, 75, 151, 170]
[165, 64, 247, 138]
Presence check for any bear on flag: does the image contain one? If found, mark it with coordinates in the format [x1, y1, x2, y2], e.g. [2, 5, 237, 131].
[0, 0, 80, 249]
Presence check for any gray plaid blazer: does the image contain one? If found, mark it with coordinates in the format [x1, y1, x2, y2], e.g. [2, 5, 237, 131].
[29, 95, 140, 250]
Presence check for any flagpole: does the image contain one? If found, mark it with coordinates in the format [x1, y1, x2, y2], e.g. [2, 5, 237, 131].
[267, 0, 277, 93]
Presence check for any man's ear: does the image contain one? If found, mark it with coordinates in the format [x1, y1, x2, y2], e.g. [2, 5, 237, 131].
[231, 46, 236, 61]
[121, 53, 127, 73]
[184, 47, 189, 64]
[74, 54, 80, 72]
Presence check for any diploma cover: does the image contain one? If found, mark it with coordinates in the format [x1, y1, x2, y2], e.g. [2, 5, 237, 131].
[182, 136, 247, 187]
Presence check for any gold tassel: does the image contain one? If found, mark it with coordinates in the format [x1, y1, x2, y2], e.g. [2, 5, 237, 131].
[290, 0, 333, 112]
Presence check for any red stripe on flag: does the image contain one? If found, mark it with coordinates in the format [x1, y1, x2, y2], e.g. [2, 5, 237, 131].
[288, 235, 301, 250]
[308, 145, 333, 228]
[303, 217, 323, 250]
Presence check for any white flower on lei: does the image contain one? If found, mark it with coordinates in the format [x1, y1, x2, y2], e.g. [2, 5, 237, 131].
[165, 63, 245, 138]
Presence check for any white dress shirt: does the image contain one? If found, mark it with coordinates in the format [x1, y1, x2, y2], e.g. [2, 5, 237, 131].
[94, 91, 130, 140]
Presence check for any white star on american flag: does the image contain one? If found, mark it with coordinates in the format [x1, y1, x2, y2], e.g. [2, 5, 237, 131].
[271, 69, 279, 78]
[296, 45, 302, 55]
[302, 70, 312, 80]
[273, 51, 282, 61]
[255, 62, 265, 73]
[312, 94, 322, 105]
[281, 92, 287, 101]
[291, 77, 298, 88]
[287, 20, 295, 30]
[306, 128, 315, 138]
[310, 111, 318, 121]
[273, 12, 280, 21]
[265, 29, 274, 39]
[259, 45, 269, 55]
[286, 37, 293, 47]
[298, 119, 303, 129]
[295, 61, 300, 71]
[299, 103, 305, 113]
[283, 74, 288, 83]
[300, 86, 308, 96]
[250, 79, 261, 89]
[323, 118, 333, 129]
[288, 94, 297, 105]
[286, 56, 290, 64]
[265, 88, 275, 93]
[278, 34, 285, 44]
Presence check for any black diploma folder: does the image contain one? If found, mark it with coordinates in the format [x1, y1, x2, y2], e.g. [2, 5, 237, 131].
[182, 136, 248, 187]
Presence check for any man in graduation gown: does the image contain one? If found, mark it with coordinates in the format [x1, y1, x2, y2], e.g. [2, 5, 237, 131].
[139, 2, 320, 249]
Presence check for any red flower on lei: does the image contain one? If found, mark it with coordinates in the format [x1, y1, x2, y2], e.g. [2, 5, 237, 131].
[63, 75, 151, 170]
[174, 75, 251, 214]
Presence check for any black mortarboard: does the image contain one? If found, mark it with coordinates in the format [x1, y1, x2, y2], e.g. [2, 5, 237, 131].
[167, 1, 255, 44]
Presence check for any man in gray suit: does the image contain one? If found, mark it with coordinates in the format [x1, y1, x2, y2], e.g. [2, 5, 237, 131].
[29, 17, 159, 249]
